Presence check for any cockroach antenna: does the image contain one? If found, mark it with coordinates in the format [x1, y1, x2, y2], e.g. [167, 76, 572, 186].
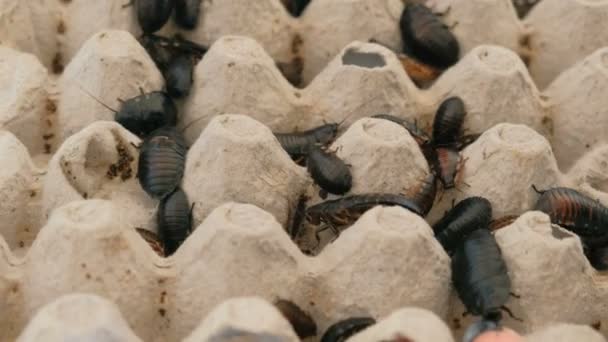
[77, 84, 118, 114]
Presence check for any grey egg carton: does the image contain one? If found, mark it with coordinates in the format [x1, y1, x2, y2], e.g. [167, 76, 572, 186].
[1, 0, 608, 341]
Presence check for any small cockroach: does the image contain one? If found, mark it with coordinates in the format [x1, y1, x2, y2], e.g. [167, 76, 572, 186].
[281, 0, 311, 17]
[174, 0, 201, 29]
[273, 299, 317, 339]
[432, 97, 466, 147]
[274, 124, 339, 160]
[586, 246, 608, 271]
[140, 34, 208, 70]
[433, 197, 492, 253]
[157, 188, 192, 256]
[307, 146, 352, 195]
[431, 146, 462, 189]
[452, 229, 518, 323]
[532, 186, 608, 247]
[136, 228, 165, 256]
[135, 0, 174, 33]
[138, 127, 187, 199]
[371, 114, 430, 146]
[163, 54, 195, 98]
[400, 3, 460, 69]
[409, 172, 437, 216]
[320, 317, 376, 342]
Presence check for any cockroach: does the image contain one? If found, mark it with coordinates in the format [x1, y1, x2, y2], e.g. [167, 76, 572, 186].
[136, 228, 165, 256]
[157, 188, 192, 256]
[432, 97, 466, 147]
[433, 197, 492, 253]
[138, 126, 187, 199]
[409, 172, 437, 216]
[371, 114, 430, 146]
[532, 186, 608, 247]
[134, 0, 174, 33]
[400, 3, 460, 69]
[281, 0, 311, 17]
[274, 124, 339, 160]
[431, 146, 462, 189]
[586, 245, 608, 271]
[174, 0, 201, 29]
[452, 229, 519, 323]
[306, 193, 422, 241]
[320, 317, 376, 342]
[273, 299, 317, 339]
[80, 86, 177, 138]
[163, 54, 195, 98]
[140, 34, 208, 70]
[307, 145, 352, 195]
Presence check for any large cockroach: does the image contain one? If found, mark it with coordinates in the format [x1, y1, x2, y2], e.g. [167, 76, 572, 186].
[320, 317, 376, 342]
[431, 146, 462, 189]
[273, 299, 317, 339]
[371, 114, 430, 146]
[400, 3, 460, 69]
[532, 186, 608, 247]
[174, 0, 201, 29]
[432, 97, 466, 147]
[433, 197, 492, 253]
[134, 0, 174, 33]
[138, 126, 187, 199]
[136, 228, 165, 256]
[281, 0, 311, 17]
[452, 229, 519, 323]
[274, 124, 339, 160]
[409, 172, 437, 216]
[307, 146, 352, 195]
[157, 188, 192, 255]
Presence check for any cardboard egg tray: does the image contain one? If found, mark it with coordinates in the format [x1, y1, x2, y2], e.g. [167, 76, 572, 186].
[1, 0, 608, 341]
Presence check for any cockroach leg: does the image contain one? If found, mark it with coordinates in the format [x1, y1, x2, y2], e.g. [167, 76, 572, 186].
[509, 292, 521, 299]
[500, 306, 523, 322]
[531, 184, 545, 194]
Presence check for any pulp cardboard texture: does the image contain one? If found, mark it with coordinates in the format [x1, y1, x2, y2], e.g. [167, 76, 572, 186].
[0, 0, 607, 341]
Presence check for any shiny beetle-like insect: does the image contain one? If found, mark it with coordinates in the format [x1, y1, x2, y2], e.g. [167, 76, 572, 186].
[174, 0, 201, 29]
[138, 127, 187, 199]
[307, 146, 352, 195]
[433, 197, 492, 253]
[431, 146, 462, 189]
[532, 186, 608, 247]
[452, 229, 519, 323]
[274, 124, 339, 160]
[432, 97, 466, 147]
[274, 299, 317, 339]
[134, 0, 174, 33]
[136, 228, 165, 256]
[157, 188, 192, 255]
[400, 3, 460, 69]
[281, 0, 311, 17]
[371, 114, 430, 146]
[320, 317, 376, 342]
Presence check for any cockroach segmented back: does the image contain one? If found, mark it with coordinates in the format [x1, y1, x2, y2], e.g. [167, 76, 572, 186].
[157, 188, 192, 256]
[307, 146, 352, 195]
[115, 91, 178, 137]
[433, 197, 492, 253]
[320, 317, 376, 342]
[409, 172, 437, 216]
[452, 229, 516, 322]
[136, 228, 165, 257]
[371, 114, 430, 146]
[138, 127, 187, 199]
[135, 0, 174, 34]
[400, 3, 460, 69]
[174, 0, 201, 29]
[533, 186, 608, 246]
[462, 319, 501, 342]
[274, 123, 339, 160]
[432, 97, 466, 147]
[273, 299, 317, 339]
[432, 146, 462, 189]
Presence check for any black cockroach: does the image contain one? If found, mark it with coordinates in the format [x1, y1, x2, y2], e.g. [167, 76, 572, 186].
[174, 0, 201, 29]
[134, 0, 174, 33]
[140, 34, 208, 70]
[431, 146, 462, 189]
[274, 124, 339, 160]
[400, 3, 460, 69]
[408, 172, 437, 216]
[281, 0, 311, 17]
[307, 145, 352, 195]
[320, 317, 376, 342]
[532, 186, 608, 247]
[157, 187, 192, 255]
[586, 245, 608, 271]
[163, 54, 195, 98]
[433, 197, 492, 253]
[273, 299, 317, 339]
[432, 97, 466, 147]
[306, 193, 422, 241]
[452, 229, 519, 323]
[138, 126, 187, 199]
[371, 114, 430, 146]
[136, 228, 165, 256]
